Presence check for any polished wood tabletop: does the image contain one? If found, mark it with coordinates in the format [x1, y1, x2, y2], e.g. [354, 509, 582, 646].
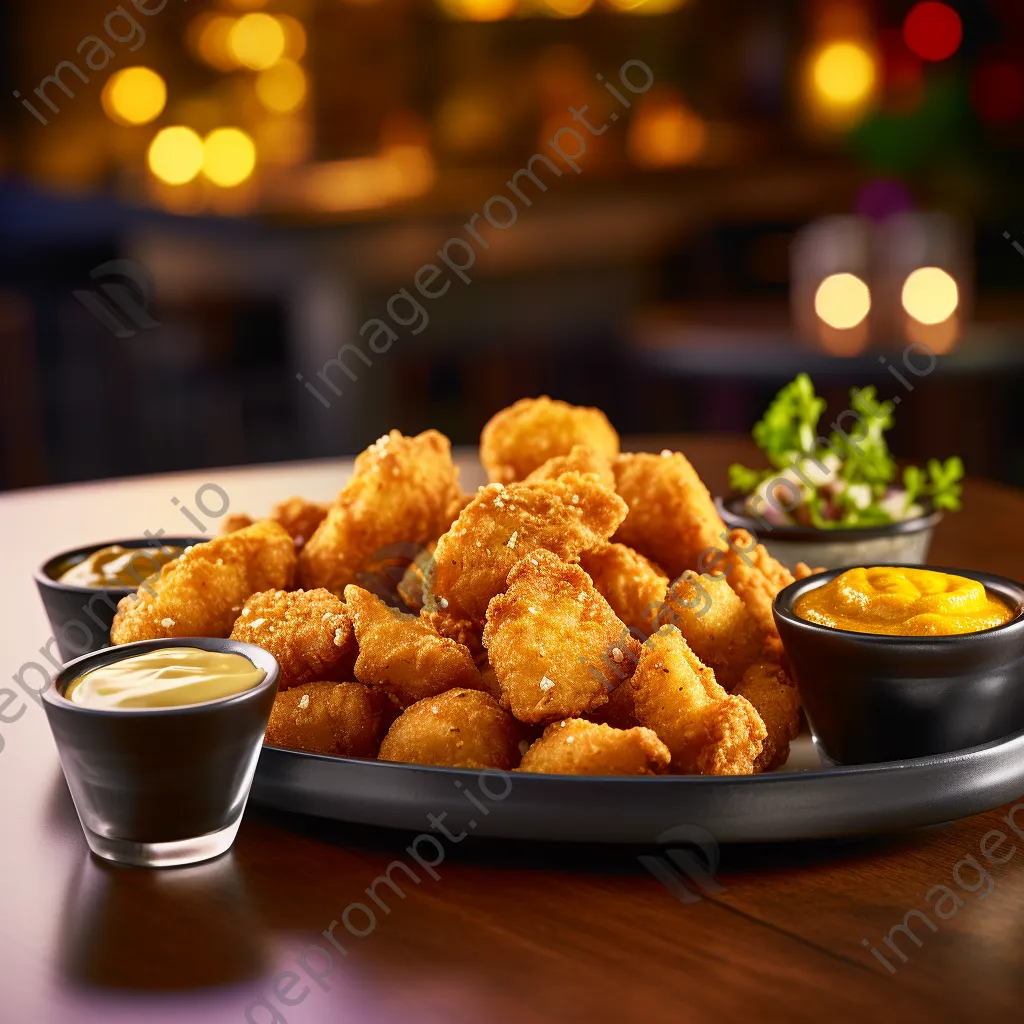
[1, 438, 1022, 1024]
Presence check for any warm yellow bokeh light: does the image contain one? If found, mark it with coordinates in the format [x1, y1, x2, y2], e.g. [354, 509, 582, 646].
[628, 98, 706, 168]
[543, 0, 595, 16]
[192, 14, 241, 71]
[229, 13, 286, 70]
[202, 127, 257, 187]
[436, 0, 517, 21]
[814, 272, 872, 329]
[147, 126, 204, 185]
[812, 41, 876, 108]
[902, 267, 959, 325]
[255, 60, 307, 113]
[101, 67, 166, 126]
[605, 0, 686, 13]
[224, 0, 269, 8]
[278, 15, 308, 60]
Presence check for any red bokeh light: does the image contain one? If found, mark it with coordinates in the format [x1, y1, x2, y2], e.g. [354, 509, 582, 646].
[903, 2, 963, 62]
[972, 61, 1024, 123]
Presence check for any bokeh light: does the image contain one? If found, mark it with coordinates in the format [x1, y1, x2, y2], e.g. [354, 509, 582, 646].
[435, 0, 517, 20]
[147, 126, 205, 185]
[229, 13, 286, 70]
[971, 62, 1024, 124]
[278, 15, 308, 60]
[190, 14, 241, 71]
[101, 67, 166, 126]
[902, 266, 959, 324]
[903, 2, 962, 63]
[814, 272, 872, 330]
[812, 41, 877, 109]
[605, 0, 687, 13]
[255, 60, 308, 113]
[628, 93, 706, 168]
[202, 128, 257, 187]
[542, 0, 595, 16]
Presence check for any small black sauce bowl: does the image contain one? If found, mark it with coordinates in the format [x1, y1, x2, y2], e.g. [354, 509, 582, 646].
[773, 566, 1024, 765]
[34, 537, 205, 662]
[42, 638, 279, 868]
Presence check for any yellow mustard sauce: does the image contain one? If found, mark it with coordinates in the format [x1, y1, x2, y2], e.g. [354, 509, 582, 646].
[67, 648, 266, 709]
[58, 545, 182, 588]
[794, 566, 1014, 637]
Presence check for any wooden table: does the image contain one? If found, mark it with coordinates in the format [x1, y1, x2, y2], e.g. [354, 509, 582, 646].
[2, 438, 1022, 1024]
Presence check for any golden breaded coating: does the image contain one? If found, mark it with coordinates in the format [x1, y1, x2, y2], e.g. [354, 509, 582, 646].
[518, 718, 670, 776]
[524, 444, 616, 488]
[222, 497, 329, 551]
[110, 521, 296, 644]
[229, 588, 356, 690]
[734, 662, 801, 773]
[657, 571, 765, 691]
[612, 451, 727, 579]
[269, 497, 330, 549]
[419, 608, 486, 666]
[427, 471, 627, 625]
[265, 681, 399, 758]
[482, 550, 640, 724]
[378, 688, 522, 769]
[794, 561, 825, 580]
[396, 542, 437, 612]
[579, 542, 668, 634]
[298, 430, 461, 596]
[718, 528, 794, 643]
[480, 396, 620, 484]
[345, 585, 484, 708]
[630, 625, 766, 775]
[222, 513, 255, 534]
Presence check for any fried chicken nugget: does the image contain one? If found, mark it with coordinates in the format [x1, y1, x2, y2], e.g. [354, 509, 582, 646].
[265, 681, 399, 758]
[718, 528, 794, 643]
[378, 688, 522, 769]
[345, 585, 484, 707]
[110, 521, 296, 644]
[612, 451, 727, 579]
[480, 396, 620, 484]
[733, 662, 801, 773]
[419, 608, 487, 666]
[657, 571, 765, 691]
[794, 561, 825, 580]
[222, 498, 330, 551]
[482, 550, 640, 724]
[428, 471, 627, 625]
[579, 542, 668, 634]
[630, 625, 766, 775]
[229, 588, 356, 690]
[524, 444, 616, 488]
[518, 718, 670, 776]
[298, 430, 461, 596]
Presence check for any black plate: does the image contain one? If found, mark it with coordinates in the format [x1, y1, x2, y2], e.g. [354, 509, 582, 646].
[249, 728, 1024, 844]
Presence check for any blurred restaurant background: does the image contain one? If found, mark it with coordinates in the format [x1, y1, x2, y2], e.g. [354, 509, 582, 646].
[1, 0, 1023, 490]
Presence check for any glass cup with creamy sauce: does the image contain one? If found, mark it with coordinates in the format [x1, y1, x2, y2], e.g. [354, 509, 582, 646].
[42, 639, 279, 868]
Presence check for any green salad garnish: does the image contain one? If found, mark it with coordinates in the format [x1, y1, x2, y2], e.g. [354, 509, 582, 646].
[728, 373, 963, 529]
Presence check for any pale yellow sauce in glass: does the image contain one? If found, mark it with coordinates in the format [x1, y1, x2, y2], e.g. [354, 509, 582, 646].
[794, 566, 1014, 637]
[67, 648, 266, 710]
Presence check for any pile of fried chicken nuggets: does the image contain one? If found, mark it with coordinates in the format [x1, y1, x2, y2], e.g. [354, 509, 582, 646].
[110, 396, 816, 777]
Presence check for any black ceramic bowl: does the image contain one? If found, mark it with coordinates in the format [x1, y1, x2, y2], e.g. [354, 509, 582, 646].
[773, 566, 1024, 765]
[34, 537, 204, 662]
[42, 638, 279, 868]
[717, 496, 942, 573]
